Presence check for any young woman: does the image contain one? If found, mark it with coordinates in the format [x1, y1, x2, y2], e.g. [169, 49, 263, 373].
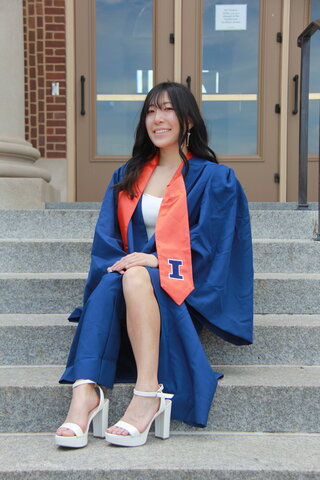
[55, 82, 253, 448]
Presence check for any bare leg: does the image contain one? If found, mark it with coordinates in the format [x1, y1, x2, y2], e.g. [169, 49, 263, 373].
[107, 266, 161, 435]
[56, 382, 99, 437]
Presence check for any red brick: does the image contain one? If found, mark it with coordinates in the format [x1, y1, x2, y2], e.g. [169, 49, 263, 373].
[28, 3, 35, 15]
[55, 128, 66, 134]
[45, 16, 53, 23]
[45, 49, 54, 56]
[46, 23, 64, 32]
[39, 113, 45, 123]
[37, 16, 43, 28]
[29, 56, 36, 67]
[47, 104, 65, 111]
[46, 40, 65, 48]
[38, 136, 45, 147]
[54, 0, 66, 7]
[55, 48, 66, 56]
[54, 65, 66, 72]
[38, 65, 44, 76]
[29, 31, 36, 42]
[38, 29, 44, 40]
[28, 17, 35, 28]
[46, 72, 65, 79]
[55, 144, 66, 151]
[53, 113, 66, 120]
[36, 3, 44, 15]
[46, 65, 54, 71]
[47, 144, 54, 150]
[39, 101, 45, 111]
[46, 32, 53, 39]
[47, 128, 54, 134]
[45, 8, 65, 15]
[47, 135, 66, 142]
[39, 124, 45, 135]
[53, 33, 65, 40]
[47, 119, 65, 126]
[37, 53, 44, 64]
[30, 105, 37, 116]
[54, 16, 65, 23]
[46, 56, 65, 64]
[38, 77, 44, 88]
[53, 97, 66, 104]
[30, 116, 37, 127]
[30, 92, 36, 102]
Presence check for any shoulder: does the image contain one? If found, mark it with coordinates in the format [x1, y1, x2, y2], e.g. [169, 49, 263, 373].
[188, 157, 236, 188]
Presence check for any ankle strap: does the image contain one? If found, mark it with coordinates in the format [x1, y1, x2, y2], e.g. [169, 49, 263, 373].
[133, 384, 174, 399]
[73, 379, 96, 389]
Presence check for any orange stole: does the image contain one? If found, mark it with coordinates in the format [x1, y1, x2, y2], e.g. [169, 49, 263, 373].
[117, 153, 194, 305]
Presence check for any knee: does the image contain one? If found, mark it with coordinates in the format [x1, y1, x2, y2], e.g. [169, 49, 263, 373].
[122, 266, 152, 296]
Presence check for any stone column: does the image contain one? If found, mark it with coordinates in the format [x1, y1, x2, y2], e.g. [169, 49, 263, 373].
[0, 0, 58, 208]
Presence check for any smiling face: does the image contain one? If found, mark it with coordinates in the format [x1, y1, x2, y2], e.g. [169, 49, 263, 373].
[145, 91, 182, 152]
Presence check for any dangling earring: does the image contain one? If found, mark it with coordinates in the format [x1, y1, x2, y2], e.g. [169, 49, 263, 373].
[186, 131, 191, 148]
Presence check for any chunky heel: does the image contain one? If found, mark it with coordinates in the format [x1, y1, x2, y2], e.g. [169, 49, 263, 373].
[93, 399, 109, 438]
[55, 379, 109, 448]
[155, 399, 172, 439]
[105, 384, 173, 447]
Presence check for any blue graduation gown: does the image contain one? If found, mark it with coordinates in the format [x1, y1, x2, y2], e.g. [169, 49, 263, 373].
[60, 157, 254, 427]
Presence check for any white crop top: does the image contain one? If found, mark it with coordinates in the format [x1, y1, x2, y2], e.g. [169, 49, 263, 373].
[141, 193, 163, 240]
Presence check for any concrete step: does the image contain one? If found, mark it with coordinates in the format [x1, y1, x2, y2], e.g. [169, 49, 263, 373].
[0, 208, 317, 239]
[1, 314, 319, 366]
[0, 432, 319, 480]
[1, 238, 319, 273]
[0, 273, 319, 314]
[0, 240, 91, 273]
[0, 210, 98, 239]
[1, 365, 319, 433]
[253, 239, 320, 273]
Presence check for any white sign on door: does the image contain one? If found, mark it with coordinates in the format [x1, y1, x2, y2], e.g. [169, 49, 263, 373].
[215, 4, 247, 31]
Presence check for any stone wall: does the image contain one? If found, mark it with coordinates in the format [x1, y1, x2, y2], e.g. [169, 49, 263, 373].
[23, 0, 66, 159]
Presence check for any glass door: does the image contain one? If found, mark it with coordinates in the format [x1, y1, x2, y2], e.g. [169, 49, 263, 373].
[199, 0, 281, 200]
[75, 0, 174, 201]
[287, 0, 319, 201]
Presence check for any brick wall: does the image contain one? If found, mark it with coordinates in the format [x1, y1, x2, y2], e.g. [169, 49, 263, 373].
[23, 0, 66, 158]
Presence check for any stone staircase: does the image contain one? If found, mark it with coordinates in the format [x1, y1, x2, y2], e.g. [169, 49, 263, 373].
[0, 203, 320, 479]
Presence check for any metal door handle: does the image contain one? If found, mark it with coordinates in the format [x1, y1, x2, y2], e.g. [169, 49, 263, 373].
[186, 76, 191, 90]
[292, 74, 299, 115]
[80, 75, 86, 115]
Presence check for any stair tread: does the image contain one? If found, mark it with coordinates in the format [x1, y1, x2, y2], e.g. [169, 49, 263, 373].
[0, 432, 319, 476]
[0, 313, 319, 327]
[1, 365, 319, 387]
[1, 272, 320, 279]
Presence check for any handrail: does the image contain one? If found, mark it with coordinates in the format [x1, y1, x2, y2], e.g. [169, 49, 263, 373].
[297, 19, 320, 240]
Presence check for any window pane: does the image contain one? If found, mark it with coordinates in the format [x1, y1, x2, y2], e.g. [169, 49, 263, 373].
[309, 1, 320, 154]
[96, 0, 153, 155]
[202, 0, 260, 155]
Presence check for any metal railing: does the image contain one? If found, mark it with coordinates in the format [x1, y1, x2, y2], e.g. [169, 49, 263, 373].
[297, 19, 320, 240]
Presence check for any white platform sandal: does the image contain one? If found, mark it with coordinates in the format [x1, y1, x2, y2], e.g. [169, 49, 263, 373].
[55, 379, 109, 448]
[105, 384, 173, 447]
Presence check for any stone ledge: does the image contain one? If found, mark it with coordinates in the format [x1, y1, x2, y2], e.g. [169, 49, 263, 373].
[0, 178, 59, 210]
[0, 432, 319, 479]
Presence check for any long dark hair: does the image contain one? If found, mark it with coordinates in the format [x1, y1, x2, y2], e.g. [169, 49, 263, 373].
[117, 81, 218, 197]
